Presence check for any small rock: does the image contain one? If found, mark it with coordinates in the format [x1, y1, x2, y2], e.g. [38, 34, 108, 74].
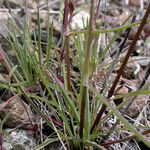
[128, 29, 145, 40]
[71, 11, 90, 30]
[3, 0, 26, 8]
[51, 1, 61, 11]
[126, 95, 148, 118]
[106, 9, 121, 17]
[0, 12, 9, 37]
[0, 96, 34, 128]
[4, 0, 37, 9]
[145, 37, 150, 54]
[143, 23, 150, 38]
[128, 29, 137, 40]
[104, 8, 131, 27]
[0, 0, 3, 7]
[122, 62, 140, 79]
[74, 0, 85, 7]
[129, 0, 141, 7]
[132, 56, 150, 67]
[3, 129, 36, 150]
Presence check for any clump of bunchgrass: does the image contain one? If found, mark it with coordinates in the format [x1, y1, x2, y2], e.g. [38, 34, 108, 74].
[0, 1, 150, 150]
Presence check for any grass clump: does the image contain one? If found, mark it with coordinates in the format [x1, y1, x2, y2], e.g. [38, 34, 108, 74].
[0, 0, 150, 150]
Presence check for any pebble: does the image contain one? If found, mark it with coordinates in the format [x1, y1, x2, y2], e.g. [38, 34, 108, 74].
[71, 10, 90, 30]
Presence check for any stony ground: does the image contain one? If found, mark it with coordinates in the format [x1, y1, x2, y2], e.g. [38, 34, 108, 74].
[0, 0, 150, 149]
